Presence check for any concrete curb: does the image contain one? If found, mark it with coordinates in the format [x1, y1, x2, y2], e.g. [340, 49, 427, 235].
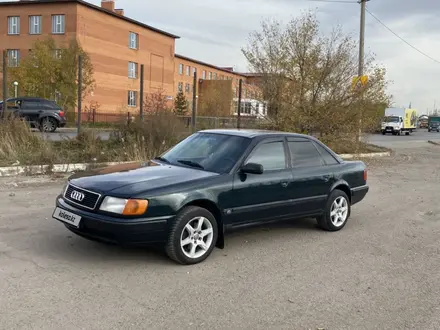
[338, 151, 391, 160]
[0, 162, 133, 177]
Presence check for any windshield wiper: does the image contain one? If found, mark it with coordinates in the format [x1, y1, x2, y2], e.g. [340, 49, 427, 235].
[154, 156, 170, 164]
[177, 159, 204, 169]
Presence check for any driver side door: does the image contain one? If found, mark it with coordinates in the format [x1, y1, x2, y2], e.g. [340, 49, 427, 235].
[228, 138, 294, 227]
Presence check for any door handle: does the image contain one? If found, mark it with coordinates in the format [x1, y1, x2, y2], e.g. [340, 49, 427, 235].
[281, 182, 288, 188]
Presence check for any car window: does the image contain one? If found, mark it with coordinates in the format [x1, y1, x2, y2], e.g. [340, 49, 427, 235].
[288, 141, 324, 168]
[313, 142, 339, 165]
[21, 101, 41, 109]
[41, 101, 61, 110]
[246, 141, 286, 171]
[160, 132, 251, 174]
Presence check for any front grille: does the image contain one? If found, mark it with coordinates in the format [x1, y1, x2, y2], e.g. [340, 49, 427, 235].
[64, 184, 101, 210]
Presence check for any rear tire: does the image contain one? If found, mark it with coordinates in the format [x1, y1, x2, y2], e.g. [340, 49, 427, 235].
[317, 190, 351, 232]
[165, 206, 218, 265]
[39, 117, 58, 133]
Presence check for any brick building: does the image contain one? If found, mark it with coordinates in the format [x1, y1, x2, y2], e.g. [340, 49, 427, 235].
[0, 0, 263, 117]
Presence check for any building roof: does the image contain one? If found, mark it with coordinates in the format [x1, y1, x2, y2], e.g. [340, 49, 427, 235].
[175, 54, 247, 77]
[0, 0, 180, 39]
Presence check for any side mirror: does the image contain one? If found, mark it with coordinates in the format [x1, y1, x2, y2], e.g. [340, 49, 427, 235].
[241, 162, 263, 175]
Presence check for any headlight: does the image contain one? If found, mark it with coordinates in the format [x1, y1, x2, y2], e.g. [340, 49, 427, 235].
[99, 196, 148, 216]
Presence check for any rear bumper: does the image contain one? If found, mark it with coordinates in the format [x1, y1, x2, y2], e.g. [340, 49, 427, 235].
[55, 197, 172, 245]
[351, 185, 369, 205]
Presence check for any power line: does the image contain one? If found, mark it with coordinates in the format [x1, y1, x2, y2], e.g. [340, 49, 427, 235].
[365, 7, 440, 65]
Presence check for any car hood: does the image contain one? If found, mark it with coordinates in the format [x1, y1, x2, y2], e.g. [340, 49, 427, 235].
[68, 160, 218, 195]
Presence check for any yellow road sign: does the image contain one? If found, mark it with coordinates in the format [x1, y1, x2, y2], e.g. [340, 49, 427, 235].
[352, 75, 368, 90]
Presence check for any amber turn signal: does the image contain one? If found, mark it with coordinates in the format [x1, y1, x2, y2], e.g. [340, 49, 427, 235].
[122, 199, 148, 216]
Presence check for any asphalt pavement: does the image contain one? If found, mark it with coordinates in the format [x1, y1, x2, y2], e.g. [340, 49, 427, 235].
[1, 139, 439, 329]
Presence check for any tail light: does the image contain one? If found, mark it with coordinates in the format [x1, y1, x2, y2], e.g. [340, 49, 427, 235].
[363, 169, 367, 182]
[59, 111, 65, 117]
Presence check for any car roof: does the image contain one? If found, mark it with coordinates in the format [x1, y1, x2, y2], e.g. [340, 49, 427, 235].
[7, 97, 53, 101]
[198, 129, 313, 139]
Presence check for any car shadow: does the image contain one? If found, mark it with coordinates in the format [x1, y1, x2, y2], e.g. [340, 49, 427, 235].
[39, 230, 171, 266]
[40, 217, 320, 266]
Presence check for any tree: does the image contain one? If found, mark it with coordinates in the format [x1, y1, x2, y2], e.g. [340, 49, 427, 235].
[242, 10, 392, 138]
[8, 37, 95, 111]
[144, 88, 172, 115]
[174, 89, 188, 115]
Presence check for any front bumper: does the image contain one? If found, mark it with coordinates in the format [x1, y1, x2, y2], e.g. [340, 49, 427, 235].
[351, 185, 369, 205]
[54, 197, 172, 245]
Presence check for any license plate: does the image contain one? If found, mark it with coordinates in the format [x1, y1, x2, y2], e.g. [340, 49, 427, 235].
[53, 207, 82, 228]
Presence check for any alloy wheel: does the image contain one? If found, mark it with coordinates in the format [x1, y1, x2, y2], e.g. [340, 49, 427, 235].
[330, 196, 349, 227]
[180, 216, 214, 259]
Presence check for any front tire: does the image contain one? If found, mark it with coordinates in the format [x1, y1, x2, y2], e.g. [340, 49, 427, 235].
[317, 190, 351, 231]
[166, 206, 218, 265]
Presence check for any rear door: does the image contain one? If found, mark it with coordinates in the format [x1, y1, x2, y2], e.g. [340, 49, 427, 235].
[229, 137, 294, 226]
[287, 138, 339, 216]
[20, 99, 42, 125]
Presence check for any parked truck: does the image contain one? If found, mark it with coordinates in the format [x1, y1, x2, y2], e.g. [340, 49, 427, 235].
[428, 116, 440, 132]
[381, 108, 417, 135]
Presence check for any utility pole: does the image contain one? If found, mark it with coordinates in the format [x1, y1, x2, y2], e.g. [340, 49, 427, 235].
[357, 0, 369, 141]
[358, 0, 368, 78]
[2, 50, 7, 119]
[191, 71, 197, 131]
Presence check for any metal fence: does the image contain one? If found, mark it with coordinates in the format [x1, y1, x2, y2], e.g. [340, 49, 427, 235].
[68, 110, 264, 130]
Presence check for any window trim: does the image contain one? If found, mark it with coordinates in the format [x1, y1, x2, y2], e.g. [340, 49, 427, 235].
[8, 16, 20, 35]
[29, 15, 42, 35]
[129, 31, 139, 49]
[127, 90, 137, 107]
[128, 61, 138, 79]
[7, 49, 20, 67]
[51, 14, 65, 34]
[241, 137, 289, 173]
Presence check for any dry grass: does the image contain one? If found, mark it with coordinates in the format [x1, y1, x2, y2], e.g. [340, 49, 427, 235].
[0, 113, 384, 168]
[0, 111, 189, 167]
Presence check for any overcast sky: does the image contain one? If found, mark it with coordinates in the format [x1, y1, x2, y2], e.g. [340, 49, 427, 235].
[6, 0, 440, 114]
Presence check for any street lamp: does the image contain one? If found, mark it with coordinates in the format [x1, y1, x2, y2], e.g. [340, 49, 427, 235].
[13, 81, 18, 98]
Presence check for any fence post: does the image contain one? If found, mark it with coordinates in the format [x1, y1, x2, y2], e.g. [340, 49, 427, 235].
[77, 55, 83, 134]
[127, 112, 130, 126]
[2, 50, 8, 119]
[140, 64, 144, 121]
[92, 107, 96, 124]
[191, 71, 197, 131]
[237, 78, 243, 129]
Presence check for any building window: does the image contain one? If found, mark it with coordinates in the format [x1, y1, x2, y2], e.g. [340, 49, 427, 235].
[29, 15, 41, 35]
[7, 50, 20, 67]
[53, 49, 62, 59]
[192, 67, 196, 76]
[213, 73, 217, 80]
[208, 72, 212, 80]
[179, 64, 183, 75]
[128, 62, 138, 79]
[129, 32, 139, 49]
[128, 91, 137, 107]
[52, 15, 65, 34]
[202, 71, 206, 79]
[185, 83, 191, 93]
[178, 82, 183, 92]
[186, 66, 190, 76]
[8, 16, 20, 35]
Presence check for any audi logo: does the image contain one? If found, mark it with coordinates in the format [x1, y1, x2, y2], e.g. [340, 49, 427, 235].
[70, 190, 85, 202]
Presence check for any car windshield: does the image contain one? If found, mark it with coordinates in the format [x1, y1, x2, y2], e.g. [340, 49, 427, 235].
[384, 116, 399, 123]
[158, 132, 251, 174]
